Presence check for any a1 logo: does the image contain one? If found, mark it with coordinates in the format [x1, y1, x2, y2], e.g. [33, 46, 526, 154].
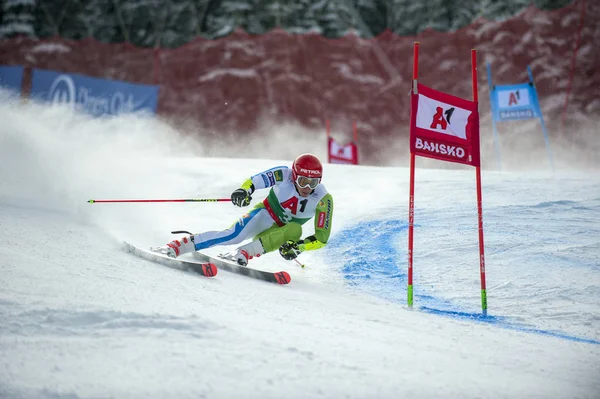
[280, 197, 308, 215]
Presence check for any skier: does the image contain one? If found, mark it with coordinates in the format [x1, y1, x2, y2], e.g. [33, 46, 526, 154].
[154, 153, 333, 266]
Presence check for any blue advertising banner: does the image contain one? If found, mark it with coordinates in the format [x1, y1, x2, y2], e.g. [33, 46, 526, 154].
[30, 69, 159, 117]
[0, 65, 24, 93]
[486, 64, 553, 172]
[491, 82, 541, 121]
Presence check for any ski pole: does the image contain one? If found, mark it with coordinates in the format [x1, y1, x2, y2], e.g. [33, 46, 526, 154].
[88, 198, 231, 204]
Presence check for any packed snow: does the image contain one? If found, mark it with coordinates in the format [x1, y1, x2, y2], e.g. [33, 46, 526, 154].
[1, 93, 599, 398]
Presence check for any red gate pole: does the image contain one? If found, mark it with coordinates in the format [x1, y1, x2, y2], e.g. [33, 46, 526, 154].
[472, 49, 488, 315]
[407, 42, 419, 308]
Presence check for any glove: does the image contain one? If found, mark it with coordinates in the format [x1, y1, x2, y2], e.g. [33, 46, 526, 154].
[231, 188, 252, 207]
[279, 240, 304, 260]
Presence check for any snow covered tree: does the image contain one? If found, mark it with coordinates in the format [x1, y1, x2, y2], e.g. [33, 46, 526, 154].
[32, 0, 117, 41]
[447, 0, 480, 31]
[384, 0, 486, 35]
[202, 0, 239, 38]
[110, 0, 197, 47]
[160, 0, 199, 46]
[476, 0, 531, 22]
[0, 0, 36, 38]
[72, 0, 120, 42]
[202, 0, 329, 38]
[396, 0, 478, 33]
[315, 0, 355, 38]
[277, 0, 321, 35]
[386, 0, 429, 35]
[353, 0, 387, 36]
[240, 0, 278, 34]
[5, 0, 577, 46]
[202, 0, 307, 37]
[535, 0, 573, 9]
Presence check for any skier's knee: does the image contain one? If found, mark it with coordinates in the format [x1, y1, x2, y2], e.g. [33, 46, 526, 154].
[283, 222, 302, 242]
[258, 222, 302, 253]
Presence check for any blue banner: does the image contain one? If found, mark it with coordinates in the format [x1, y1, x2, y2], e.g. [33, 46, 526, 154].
[486, 63, 554, 172]
[0, 65, 24, 93]
[490, 82, 541, 121]
[30, 69, 159, 117]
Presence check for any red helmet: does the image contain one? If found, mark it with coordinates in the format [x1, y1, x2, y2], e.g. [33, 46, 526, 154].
[292, 154, 322, 189]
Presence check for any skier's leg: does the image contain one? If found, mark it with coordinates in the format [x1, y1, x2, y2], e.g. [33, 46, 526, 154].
[192, 208, 274, 250]
[255, 222, 302, 253]
[156, 208, 274, 258]
[227, 222, 302, 266]
[156, 235, 195, 258]
[228, 222, 302, 266]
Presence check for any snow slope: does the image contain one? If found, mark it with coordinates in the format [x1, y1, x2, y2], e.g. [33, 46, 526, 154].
[1, 95, 599, 398]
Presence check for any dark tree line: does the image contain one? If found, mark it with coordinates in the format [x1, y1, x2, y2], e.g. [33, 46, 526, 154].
[0, 0, 574, 47]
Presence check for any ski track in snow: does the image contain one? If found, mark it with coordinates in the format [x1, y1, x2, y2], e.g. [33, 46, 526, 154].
[2, 97, 600, 398]
[329, 198, 600, 345]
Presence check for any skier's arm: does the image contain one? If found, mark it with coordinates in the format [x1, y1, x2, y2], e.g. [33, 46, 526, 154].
[279, 194, 333, 259]
[247, 166, 289, 190]
[238, 178, 255, 194]
[232, 166, 288, 207]
[301, 193, 333, 251]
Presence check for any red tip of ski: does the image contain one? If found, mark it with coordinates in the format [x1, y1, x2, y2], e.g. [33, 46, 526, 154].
[202, 263, 218, 277]
[274, 271, 291, 284]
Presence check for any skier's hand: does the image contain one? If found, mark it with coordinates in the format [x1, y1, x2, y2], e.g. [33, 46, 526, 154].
[279, 240, 304, 260]
[231, 188, 252, 207]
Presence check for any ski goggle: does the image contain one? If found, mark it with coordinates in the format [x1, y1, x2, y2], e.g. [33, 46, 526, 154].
[295, 175, 321, 189]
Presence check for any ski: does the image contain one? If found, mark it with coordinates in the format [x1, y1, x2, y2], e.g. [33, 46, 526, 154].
[192, 251, 291, 285]
[123, 242, 217, 277]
